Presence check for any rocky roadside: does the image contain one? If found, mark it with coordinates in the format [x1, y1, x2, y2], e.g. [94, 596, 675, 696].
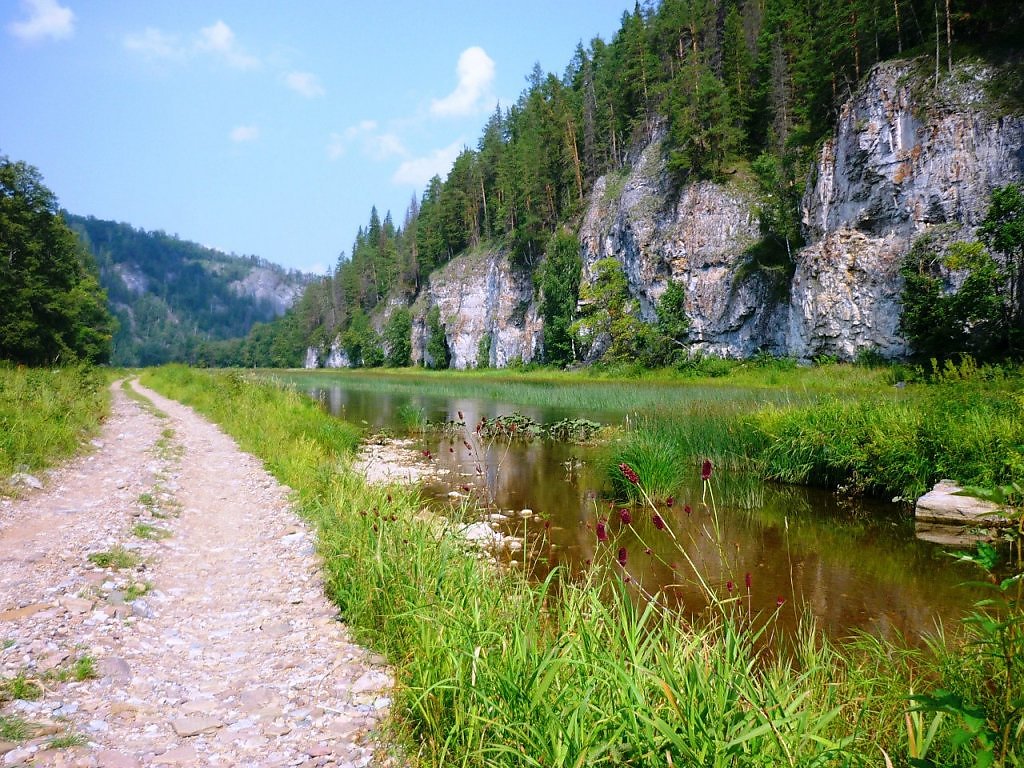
[0, 381, 395, 768]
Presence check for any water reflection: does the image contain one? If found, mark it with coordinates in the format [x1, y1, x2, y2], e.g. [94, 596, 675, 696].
[294, 377, 977, 642]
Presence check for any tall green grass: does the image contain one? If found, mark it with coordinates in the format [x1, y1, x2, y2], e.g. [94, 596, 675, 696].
[0, 365, 110, 484]
[142, 364, 997, 767]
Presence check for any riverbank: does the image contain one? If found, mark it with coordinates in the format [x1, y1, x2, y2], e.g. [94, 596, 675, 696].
[140, 365, 1023, 767]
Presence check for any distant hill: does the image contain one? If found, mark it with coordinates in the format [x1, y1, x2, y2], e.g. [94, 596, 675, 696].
[66, 214, 314, 366]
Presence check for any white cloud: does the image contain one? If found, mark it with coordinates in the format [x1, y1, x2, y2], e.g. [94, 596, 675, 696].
[230, 124, 260, 142]
[285, 71, 325, 98]
[392, 140, 463, 187]
[123, 27, 181, 60]
[8, 0, 74, 42]
[197, 20, 259, 70]
[430, 47, 496, 117]
[327, 120, 406, 162]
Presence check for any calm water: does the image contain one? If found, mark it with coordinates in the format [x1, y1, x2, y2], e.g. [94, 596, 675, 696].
[284, 373, 979, 642]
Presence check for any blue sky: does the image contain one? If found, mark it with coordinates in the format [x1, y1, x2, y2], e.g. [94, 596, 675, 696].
[1, 0, 632, 274]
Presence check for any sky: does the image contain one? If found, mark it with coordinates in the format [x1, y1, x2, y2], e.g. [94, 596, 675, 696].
[1, 0, 633, 274]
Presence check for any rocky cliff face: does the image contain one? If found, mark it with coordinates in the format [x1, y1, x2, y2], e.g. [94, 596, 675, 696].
[309, 57, 1024, 369]
[578, 57, 1024, 361]
[410, 250, 543, 369]
[229, 266, 308, 315]
[579, 133, 787, 358]
[789, 58, 1024, 359]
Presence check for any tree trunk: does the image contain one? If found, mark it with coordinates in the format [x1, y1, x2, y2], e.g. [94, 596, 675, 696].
[945, 0, 952, 74]
[894, 0, 903, 53]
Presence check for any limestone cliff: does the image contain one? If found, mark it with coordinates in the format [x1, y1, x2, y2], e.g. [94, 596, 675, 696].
[578, 133, 785, 359]
[578, 56, 1024, 361]
[410, 250, 542, 369]
[308, 56, 1024, 369]
[790, 58, 1024, 359]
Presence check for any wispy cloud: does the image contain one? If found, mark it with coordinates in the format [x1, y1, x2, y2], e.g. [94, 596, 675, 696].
[284, 71, 325, 98]
[328, 120, 406, 162]
[197, 20, 259, 70]
[230, 124, 260, 143]
[392, 140, 463, 187]
[430, 47, 495, 117]
[123, 27, 182, 60]
[123, 19, 259, 70]
[7, 0, 74, 42]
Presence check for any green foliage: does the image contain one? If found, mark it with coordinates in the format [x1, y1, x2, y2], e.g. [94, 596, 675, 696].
[0, 365, 109, 484]
[476, 332, 492, 368]
[383, 308, 412, 367]
[0, 714, 30, 742]
[341, 309, 384, 368]
[0, 157, 114, 365]
[900, 185, 1024, 361]
[87, 546, 140, 570]
[917, 539, 1024, 767]
[425, 306, 450, 370]
[900, 235, 1005, 360]
[571, 257, 647, 363]
[540, 230, 583, 366]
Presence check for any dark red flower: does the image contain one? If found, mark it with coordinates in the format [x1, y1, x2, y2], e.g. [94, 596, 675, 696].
[596, 520, 608, 543]
[652, 513, 666, 530]
[745, 572, 752, 590]
[461, 484, 470, 492]
[619, 463, 640, 485]
[644, 547, 652, 555]
[449, 447, 454, 453]
[544, 520, 551, 530]
[701, 459, 713, 481]
[457, 410, 464, 421]
[776, 596, 785, 607]
[619, 508, 633, 525]
[726, 580, 734, 593]
[665, 496, 675, 507]
[617, 547, 628, 567]
[684, 504, 692, 516]
[422, 450, 432, 459]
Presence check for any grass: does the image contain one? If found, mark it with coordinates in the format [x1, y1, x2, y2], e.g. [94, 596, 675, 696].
[140, 363, 1016, 767]
[0, 672, 44, 703]
[47, 732, 87, 749]
[124, 581, 152, 601]
[132, 522, 171, 540]
[0, 364, 110, 488]
[0, 714, 31, 742]
[87, 546, 141, 570]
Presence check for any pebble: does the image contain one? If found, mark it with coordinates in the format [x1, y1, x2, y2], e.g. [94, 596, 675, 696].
[0, 381, 399, 767]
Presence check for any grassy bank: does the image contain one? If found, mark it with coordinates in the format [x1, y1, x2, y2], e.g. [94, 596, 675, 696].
[141, 365, 1021, 767]
[286, 358, 1024, 502]
[0, 365, 110, 485]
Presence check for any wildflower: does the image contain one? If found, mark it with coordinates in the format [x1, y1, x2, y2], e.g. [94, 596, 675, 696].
[776, 596, 785, 607]
[617, 547, 628, 567]
[684, 504, 692, 516]
[457, 410, 464, 421]
[652, 512, 666, 530]
[544, 520, 551, 530]
[386, 494, 392, 504]
[422, 450, 432, 459]
[624, 575, 632, 584]
[726, 580, 734, 593]
[449, 447, 454, 453]
[461, 484, 470, 492]
[701, 459, 713, 481]
[644, 547, 652, 555]
[596, 520, 608, 543]
[619, 463, 640, 485]
[665, 496, 675, 507]
[745, 572, 752, 590]
[619, 508, 633, 525]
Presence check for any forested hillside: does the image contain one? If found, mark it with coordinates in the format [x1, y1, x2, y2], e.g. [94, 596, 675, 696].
[235, 0, 1023, 369]
[67, 215, 313, 367]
